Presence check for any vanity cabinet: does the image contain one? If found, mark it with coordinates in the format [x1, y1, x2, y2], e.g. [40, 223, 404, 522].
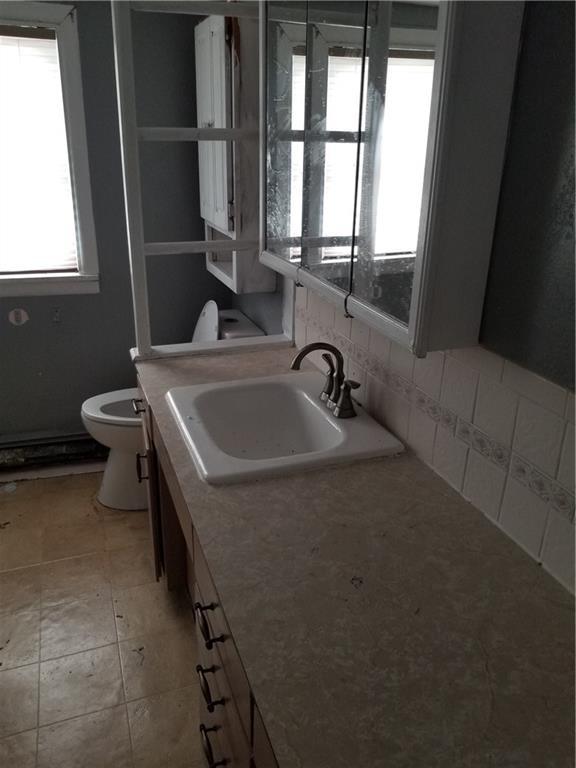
[261, 1, 524, 354]
[135, 388, 278, 768]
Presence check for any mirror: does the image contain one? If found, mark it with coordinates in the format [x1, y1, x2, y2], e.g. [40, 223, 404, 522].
[266, 1, 439, 321]
[353, 2, 438, 324]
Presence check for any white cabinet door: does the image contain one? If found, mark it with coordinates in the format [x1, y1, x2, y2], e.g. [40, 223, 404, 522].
[195, 16, 231, 234]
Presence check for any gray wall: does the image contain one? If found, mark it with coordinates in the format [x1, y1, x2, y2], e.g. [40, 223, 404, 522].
[481, 1, 575, 390]
[0, 2, 233, 442]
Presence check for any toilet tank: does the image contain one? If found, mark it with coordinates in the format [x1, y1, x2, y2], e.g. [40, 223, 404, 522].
[219, 310, 265, 340]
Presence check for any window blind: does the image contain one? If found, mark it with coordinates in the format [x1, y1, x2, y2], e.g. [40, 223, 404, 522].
[0, 33, 79, 274]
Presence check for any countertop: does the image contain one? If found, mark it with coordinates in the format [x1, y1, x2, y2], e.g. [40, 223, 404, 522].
[136, 348, 574, 768]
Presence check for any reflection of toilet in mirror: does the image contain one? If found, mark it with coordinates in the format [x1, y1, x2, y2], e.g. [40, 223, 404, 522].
[81, 302, 264, 510]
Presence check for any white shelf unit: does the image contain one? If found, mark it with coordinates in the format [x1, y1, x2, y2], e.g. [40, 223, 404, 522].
[111, 1, 278, 360]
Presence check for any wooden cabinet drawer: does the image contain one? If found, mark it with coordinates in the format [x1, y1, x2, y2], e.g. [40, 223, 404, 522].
[252, 705, 278, 768]
[196, 618, 251, 768]
[194, 532, 251, 736]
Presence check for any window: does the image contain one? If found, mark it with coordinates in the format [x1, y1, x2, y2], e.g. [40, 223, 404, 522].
[0, 2, 97, 295]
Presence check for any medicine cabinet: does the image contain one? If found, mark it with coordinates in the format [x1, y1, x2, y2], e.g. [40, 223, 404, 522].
[260, 1, 524, 354]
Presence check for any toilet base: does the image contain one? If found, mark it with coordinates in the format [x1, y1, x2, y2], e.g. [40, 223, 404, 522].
[98, 449, 147, 511]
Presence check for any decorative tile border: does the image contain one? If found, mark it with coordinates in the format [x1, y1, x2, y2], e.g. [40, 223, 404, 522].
[296, 305, 575, 523]
[456, 420, 510, 472]
[511, 455, 575, 523]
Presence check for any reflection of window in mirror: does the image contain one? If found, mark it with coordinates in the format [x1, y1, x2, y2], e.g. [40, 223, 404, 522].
[375, 54, 434, 258]
[291, 49, 363, 263]
[290, 45, 434, 264]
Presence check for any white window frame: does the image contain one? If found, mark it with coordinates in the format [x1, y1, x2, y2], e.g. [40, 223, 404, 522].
[0, 1, 98, 296]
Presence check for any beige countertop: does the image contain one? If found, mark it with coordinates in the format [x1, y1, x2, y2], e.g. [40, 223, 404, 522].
[136, 348, 574, 768]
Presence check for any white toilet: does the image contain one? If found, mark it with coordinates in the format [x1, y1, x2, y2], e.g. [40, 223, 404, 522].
[81, 303, 264, 510]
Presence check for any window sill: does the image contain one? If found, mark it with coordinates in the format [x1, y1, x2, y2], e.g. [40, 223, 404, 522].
[0, 273, 100, 297]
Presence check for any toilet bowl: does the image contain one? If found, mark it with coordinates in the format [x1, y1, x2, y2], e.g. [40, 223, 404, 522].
[81, 388, 146, 510]
[81, 304, 265, 510]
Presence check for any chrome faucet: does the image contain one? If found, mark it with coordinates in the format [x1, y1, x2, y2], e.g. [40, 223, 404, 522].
[290, 342, 359, 418]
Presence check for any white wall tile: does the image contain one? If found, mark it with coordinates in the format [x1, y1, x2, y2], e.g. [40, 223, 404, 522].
[433, 426, 469, 491]
[319, 300, 335, 329]
[450, 347, 504, 380]
[473, 376, 518, 446]
[389, 342, 415, 382]
[502, 361, 567, 415]
[366, 373, 386, 425]
[368, 328, 391, 364]
[413, 351, 445, 400]
[407, 407, 437, 464]
[334, 311, 352, 339]
[513, 398, 565, 476]
[308, 293, 334, 328]
[565, 392, 574, 424]
[381, 387, 410, 442]
[347, 359, 367, 407]
[500, 477, 550, 559]
[440, 356, 479, 421]
[351, 318, 370, 349]
[306, 290, 322, 320]
[294, 286, 308, 312]
[463, 451, 506, 521]
[294, 318, 306, 349]
[541, 510, 575, 593]
[557, 423, 575, 493]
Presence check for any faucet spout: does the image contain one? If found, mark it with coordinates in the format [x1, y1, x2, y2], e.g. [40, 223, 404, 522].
[290, 342, 345, 408]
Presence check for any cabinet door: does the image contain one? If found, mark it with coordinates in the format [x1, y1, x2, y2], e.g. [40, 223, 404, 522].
[195, 16, 232, 234]
[140, 401, 163, 581]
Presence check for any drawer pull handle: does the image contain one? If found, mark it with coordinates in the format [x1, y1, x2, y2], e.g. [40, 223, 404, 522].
[132, 398, 146, 415]
[196, 665, 225, 712]
[199, 724, 227, 767]
[136, 453, 149, 483]
[194, 602, 225, 650]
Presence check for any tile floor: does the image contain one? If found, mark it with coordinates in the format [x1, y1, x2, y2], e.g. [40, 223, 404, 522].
[0, 472, 203, 768]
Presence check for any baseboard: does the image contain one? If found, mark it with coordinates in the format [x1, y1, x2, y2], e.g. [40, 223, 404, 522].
[0, 435, 108, 471]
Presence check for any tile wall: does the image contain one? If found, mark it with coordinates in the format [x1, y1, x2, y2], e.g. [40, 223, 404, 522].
[295, 286, 575, 593]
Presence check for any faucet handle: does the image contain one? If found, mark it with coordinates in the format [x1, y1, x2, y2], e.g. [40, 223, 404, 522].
[333, 379, 361, 419]
[320, 353, 335, 402]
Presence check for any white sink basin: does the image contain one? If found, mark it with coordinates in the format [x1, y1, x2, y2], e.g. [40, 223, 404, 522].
[166, 371, 403, 484]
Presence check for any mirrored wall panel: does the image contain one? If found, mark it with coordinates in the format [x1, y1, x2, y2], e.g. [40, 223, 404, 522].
[352, 1, 438, 324]
[266, 1, 439, 321]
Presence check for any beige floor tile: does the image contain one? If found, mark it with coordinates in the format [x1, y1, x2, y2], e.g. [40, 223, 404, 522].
[0, 610, 40, 670]
[40, 594, 116, 660]
[0, 566, 41, 615]
[1, 474, 101, 509]
[41, 523, 105, 562]
[40, 553, 110, 607]
[128, 686, 202, 768]
[0, 664, 39, 737]
[0, 527, 42, 571]
[39, 645, 124, 725]
[37, 705, 132, 768]
[0, 729, 37, 768]
[102, 511, 150, 551]
[107, 544, 156, 589]
[113, 582, 192, 641]
[120, 627, 198, 701]
[0, 488, 100, 531]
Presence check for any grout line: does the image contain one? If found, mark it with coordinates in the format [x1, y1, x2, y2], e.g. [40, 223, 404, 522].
[553, 421, 568, 481]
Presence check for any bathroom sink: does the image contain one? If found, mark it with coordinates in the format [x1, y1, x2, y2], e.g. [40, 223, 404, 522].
[166, 371, 403, 484]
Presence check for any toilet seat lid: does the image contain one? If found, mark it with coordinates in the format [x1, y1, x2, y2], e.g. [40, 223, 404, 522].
[192, 300, 219, 343]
